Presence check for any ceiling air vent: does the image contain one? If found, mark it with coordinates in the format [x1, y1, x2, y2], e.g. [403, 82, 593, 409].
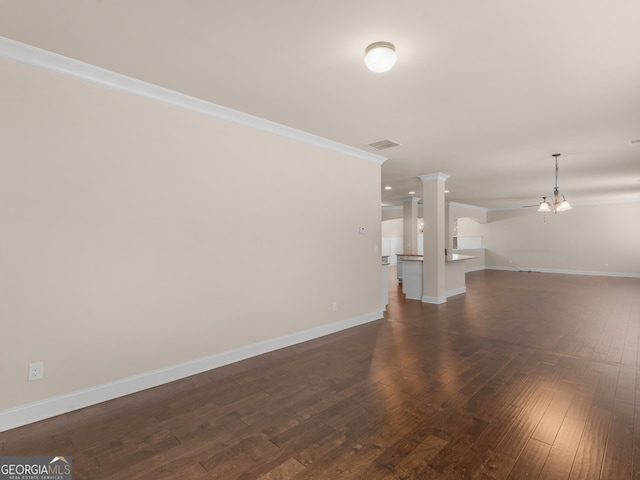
[367, 138, 401, 150]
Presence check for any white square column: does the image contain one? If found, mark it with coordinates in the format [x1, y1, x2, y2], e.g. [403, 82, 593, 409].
[418, 173, 449, 304]
[402, 196, 420, 254]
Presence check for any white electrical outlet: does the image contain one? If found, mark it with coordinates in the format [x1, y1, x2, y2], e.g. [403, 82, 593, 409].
[332, 302, 338, 312]
[28, 362, 44, 381]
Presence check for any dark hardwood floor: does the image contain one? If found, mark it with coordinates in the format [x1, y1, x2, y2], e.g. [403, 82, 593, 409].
[2, 268, 640, 479]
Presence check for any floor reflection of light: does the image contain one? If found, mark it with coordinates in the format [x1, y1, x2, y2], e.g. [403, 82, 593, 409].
[457, 294, 488, 339]
[367, 316, 464, 413]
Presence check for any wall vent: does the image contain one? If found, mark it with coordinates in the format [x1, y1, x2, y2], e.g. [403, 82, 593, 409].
[367, 138, 401, 150]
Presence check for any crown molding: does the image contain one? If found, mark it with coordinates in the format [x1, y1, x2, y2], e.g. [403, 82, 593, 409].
[417, 172, 450, 182]
[0, 36, 386, 166]
[447, 201, 488, 211]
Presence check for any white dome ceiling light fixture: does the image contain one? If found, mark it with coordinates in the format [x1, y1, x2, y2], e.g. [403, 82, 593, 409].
[364, 41, 397, 73]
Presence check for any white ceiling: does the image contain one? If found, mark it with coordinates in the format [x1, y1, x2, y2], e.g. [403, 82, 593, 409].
[1, 0, 639, 208]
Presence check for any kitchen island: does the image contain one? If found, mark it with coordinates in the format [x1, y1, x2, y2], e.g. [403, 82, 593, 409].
[395, 254, 423, 283]
[400, 254, 476, 301]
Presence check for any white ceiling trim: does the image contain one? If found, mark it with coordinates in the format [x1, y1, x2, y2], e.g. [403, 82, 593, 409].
[0, 36, 387, 166]
[418, 173, 450, 182]
[448, 201, 488, 211]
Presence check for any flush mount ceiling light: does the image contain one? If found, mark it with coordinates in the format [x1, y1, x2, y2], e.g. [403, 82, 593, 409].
[537, 154, 572, 214]
[364, 42, 397, 73]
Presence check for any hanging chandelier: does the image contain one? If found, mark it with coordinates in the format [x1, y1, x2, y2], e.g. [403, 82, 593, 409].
[537, 154, 572, 213]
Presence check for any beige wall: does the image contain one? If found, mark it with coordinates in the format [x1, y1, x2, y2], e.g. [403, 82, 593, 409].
[448, 202, 487, 225]
[481, 202, 640, 275]
[382, 218, 403, 237]
[455, 217, 486, 271]
[382, 206, 404, 222]
[457, 217, 486, 236]
[0, 59, 382, 413]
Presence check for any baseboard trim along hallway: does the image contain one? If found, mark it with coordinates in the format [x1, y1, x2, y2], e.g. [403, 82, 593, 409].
[0, 310, 383, 432]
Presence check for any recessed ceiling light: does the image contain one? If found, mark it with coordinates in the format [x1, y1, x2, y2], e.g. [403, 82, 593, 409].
[445, 190, 450, 193]
[384, 186, 392, 190]
[408, 191, 415, 195]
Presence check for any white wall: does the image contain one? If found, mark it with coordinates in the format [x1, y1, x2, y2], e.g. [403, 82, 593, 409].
[0, 57, 383, 426]
[381, 218, 402, 264]
[481, 202, 640, 275]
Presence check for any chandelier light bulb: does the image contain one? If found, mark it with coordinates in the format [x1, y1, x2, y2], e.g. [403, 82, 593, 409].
[364, 42, 397, 73]
[537, 199, 551, 212]
[557, 197, 572, 211]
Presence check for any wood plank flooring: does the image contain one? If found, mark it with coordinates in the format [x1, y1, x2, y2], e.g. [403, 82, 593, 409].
[2, 269, 640, 479]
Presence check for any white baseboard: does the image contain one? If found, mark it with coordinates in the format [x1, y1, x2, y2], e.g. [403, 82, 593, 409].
[465, 266, 486, 273]
[421, 286, 466, 304]
[421, 295, 447, 304]
[485, 266, 640, 278]
[446, 287, 467, 297]
[0, 310, 383, 433]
